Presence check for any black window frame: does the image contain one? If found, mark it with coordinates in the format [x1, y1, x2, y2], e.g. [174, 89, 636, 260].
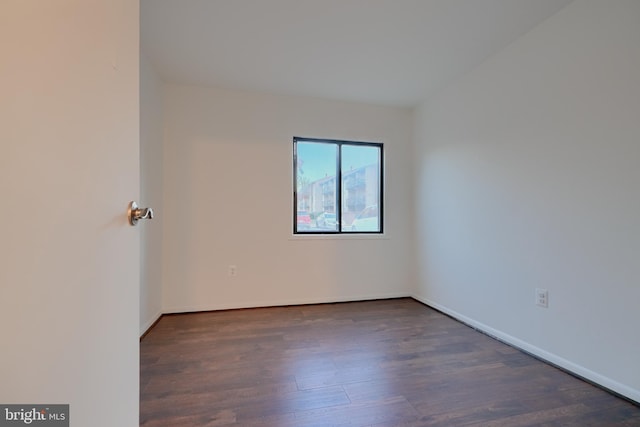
[293, 137, 384, 234]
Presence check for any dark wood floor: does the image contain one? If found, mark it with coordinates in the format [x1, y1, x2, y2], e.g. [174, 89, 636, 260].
[140, 298, 640, 426]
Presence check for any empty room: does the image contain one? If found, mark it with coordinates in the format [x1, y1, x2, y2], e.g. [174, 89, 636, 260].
[2, 1, 639, 426]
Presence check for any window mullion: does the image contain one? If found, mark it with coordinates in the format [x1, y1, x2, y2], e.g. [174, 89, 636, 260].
[337, 143, 342, 232]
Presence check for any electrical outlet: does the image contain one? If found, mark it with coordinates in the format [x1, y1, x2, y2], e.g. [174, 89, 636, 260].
[535, 288, 548, 308]
[228, 265, 237, 277]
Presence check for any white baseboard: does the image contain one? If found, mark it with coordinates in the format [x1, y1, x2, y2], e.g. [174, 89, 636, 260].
[411, 294, 640, 404]
[140, 310, 163, 338]
[162, 292, 411, 315]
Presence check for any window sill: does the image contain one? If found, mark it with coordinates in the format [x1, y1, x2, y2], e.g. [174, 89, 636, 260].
[289, 233, 389, 241]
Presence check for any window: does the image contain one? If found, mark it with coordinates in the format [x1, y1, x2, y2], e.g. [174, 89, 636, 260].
[293, 137, 383, 234]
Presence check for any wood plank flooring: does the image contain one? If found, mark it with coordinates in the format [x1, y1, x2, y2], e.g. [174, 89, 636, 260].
[140, 298, 640, 426]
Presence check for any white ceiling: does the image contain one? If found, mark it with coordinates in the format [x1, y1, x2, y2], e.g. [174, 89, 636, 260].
[141, 0, 573, 107]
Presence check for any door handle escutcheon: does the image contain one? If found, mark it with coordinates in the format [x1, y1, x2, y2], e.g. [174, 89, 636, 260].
[128, 201, 154, 226]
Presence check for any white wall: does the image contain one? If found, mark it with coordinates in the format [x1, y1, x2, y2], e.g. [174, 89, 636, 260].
[140, 54, 164, 335]
[413, 0, 640, 402]
[162, 85, 414, 312]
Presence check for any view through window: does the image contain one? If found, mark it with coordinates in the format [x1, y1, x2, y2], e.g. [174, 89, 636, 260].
[294, 137, 383, 234]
